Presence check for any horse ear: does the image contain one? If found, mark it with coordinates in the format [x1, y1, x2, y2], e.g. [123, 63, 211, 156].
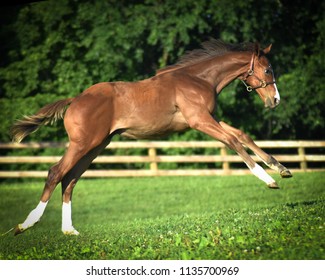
[254, 42, 260, 56]
[263, 44, 272, 54]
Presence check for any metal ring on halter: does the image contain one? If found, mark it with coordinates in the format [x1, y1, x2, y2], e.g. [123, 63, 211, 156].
[240, 79, 253, 92]
[260, 80, 267, 88]
[248, 69, 254, 76]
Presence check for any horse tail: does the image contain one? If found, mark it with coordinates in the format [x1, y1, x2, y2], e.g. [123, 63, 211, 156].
[11, 97, 74, 143]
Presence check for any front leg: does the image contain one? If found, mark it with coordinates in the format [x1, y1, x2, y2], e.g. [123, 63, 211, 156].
[219, 121, 292, 178]
[184, 111, 279, 188]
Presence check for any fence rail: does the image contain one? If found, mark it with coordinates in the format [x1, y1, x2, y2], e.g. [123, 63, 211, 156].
[0, 140, 324, 178]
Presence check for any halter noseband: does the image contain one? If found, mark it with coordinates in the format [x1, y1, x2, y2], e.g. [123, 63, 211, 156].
[241, 54, 276, 92]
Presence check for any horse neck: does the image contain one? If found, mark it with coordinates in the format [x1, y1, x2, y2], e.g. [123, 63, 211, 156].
[188, 52, 251, 93]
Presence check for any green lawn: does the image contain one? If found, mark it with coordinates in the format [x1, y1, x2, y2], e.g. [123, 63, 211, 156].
[0, 172, 324, 260]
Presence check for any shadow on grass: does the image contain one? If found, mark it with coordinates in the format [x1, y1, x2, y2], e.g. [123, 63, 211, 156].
[285, 199, 324, 208]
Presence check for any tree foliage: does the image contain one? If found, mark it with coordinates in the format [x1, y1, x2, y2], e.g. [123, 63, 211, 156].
[0, 0, 324, 143]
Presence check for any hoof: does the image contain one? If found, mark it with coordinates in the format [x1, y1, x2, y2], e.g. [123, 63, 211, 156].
[14, 224, 26, 236]
[62, 228, 80, 236]
[14, 221, 38, 236]
[280, 169, 292, 178]
[268, 182, 280, 189]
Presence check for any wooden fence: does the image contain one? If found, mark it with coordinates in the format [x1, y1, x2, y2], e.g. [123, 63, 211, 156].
[0, 140, 324, 178]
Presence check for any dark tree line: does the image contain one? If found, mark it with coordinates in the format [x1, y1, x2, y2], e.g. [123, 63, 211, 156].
[0, 0, 324, 143]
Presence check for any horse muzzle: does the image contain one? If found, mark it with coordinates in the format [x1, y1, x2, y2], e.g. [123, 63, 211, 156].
[265, 96, 280, 109]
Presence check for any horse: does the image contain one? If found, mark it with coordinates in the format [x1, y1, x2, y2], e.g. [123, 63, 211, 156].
[11, 39, 292, 236]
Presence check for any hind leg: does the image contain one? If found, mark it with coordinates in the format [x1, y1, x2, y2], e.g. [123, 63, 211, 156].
[14, 142, 95, 235]
[61, 137, 112, 235]
[14, 89, 116, 235]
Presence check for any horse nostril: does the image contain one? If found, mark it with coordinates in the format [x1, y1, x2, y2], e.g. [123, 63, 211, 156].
[275, 98, 280, 106]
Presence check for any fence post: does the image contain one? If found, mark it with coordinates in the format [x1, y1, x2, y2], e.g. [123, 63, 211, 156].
[220, 146, 230, 175]
[148, 147, 158, 174]
[298, 146, 307, 171]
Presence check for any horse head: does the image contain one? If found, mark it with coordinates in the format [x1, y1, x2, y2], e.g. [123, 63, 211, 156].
[240, 43, 280, 109]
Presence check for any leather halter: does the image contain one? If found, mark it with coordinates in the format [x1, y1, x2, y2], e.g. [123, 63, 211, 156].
[241, 53, 276, 92]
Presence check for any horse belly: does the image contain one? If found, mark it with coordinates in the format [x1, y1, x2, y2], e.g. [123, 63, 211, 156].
[120, 110, 189, 140]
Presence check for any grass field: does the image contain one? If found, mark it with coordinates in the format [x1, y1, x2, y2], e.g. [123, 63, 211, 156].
[0, 172, 324, 260]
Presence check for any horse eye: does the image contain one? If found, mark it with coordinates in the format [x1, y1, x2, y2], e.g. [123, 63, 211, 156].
[264, 69, 271, 75]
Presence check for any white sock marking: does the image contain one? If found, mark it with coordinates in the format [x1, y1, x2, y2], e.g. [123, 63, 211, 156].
[62, 202, 73, 231]
[62, 201, 79, 235]
[21, 201, 48, 229]
[249, 164, 275, 185]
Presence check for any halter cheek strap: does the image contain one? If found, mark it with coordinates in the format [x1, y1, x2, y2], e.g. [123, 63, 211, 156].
[248, 52, 255, 75]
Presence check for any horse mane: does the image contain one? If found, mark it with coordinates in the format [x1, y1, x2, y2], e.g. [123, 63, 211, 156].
[156, 38, 256, 75]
